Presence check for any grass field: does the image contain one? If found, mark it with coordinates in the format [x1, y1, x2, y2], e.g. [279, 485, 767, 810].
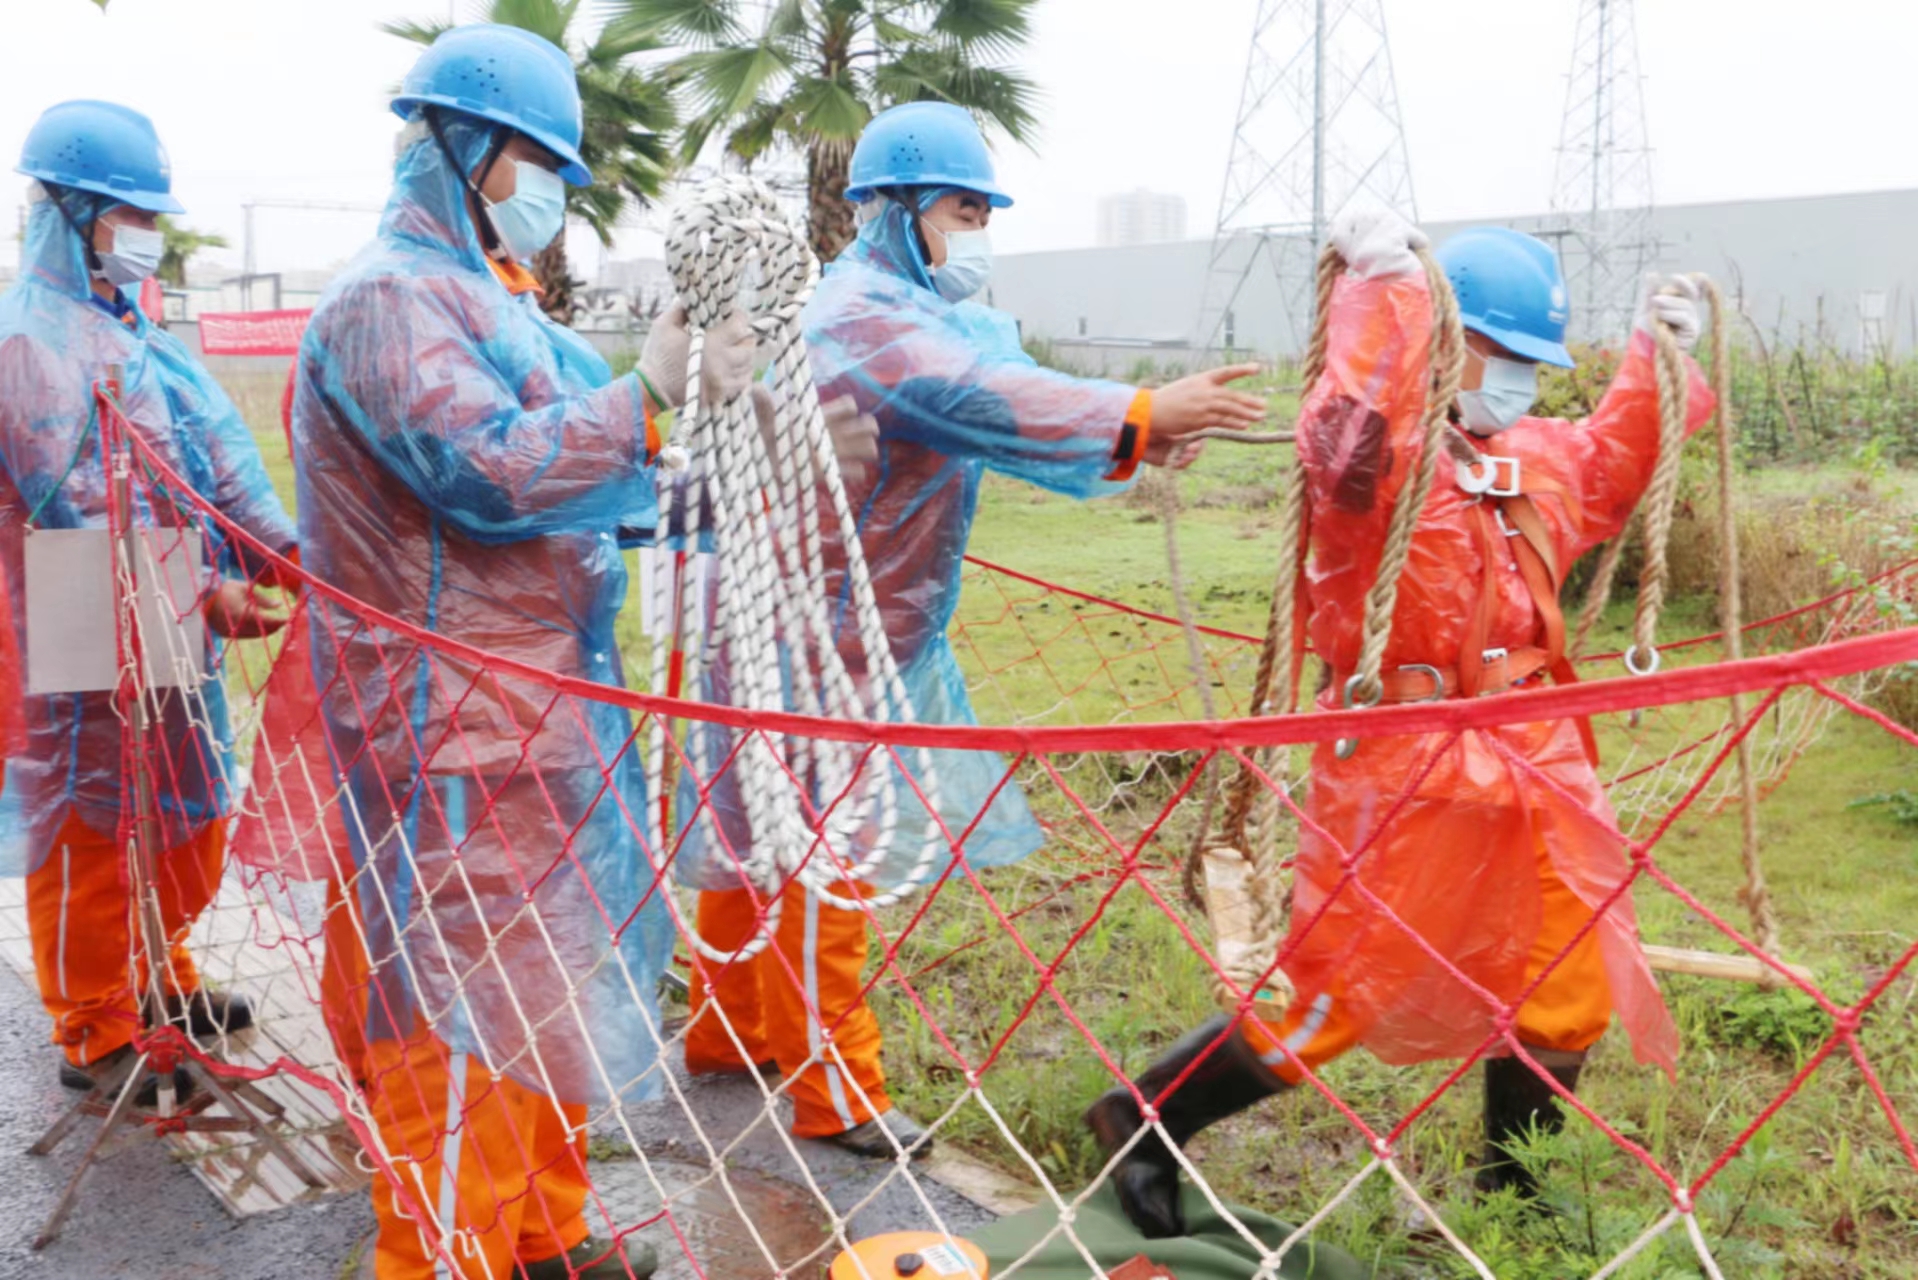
[226, 367, 1918, 1277]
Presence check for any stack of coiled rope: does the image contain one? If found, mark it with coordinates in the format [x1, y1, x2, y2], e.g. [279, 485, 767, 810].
[648, 176, 943, 963]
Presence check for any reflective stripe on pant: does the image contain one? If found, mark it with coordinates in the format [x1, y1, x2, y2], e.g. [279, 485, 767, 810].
[685, 880, 892, 1138]
[1243, 836, 1616, 1083]
[25, 810, 225, 1067]
[362, 1033, 592, 1280]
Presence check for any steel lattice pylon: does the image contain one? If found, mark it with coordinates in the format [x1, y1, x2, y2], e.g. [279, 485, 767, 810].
[1194, 0, 1418, 357]
[1549, 0, 1658, 345]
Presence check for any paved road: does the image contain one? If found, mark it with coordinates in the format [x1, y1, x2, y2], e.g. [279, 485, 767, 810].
[0, 967, 994, 1280]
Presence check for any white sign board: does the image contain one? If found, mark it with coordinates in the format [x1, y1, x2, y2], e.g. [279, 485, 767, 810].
[25, 527, 208, 694]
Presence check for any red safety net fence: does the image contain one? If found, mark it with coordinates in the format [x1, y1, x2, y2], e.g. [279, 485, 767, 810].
[91, 393, 1918, 1279]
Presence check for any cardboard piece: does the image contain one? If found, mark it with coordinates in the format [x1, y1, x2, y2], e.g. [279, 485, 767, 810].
[25, 526, 207, 694]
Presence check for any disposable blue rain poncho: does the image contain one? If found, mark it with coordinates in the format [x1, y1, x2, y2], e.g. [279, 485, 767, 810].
[292, 115, 669, 1103]
[677, 196, 1147, 892]
[0, 186, 296, 875]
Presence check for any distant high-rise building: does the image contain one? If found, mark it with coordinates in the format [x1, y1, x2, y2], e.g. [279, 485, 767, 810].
[1097, 190, 1188, 247]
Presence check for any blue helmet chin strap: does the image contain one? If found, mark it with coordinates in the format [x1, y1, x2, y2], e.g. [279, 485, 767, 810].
[423, 107, 513, 259]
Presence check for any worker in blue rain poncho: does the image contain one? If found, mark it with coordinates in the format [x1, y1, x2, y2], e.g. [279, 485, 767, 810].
[290, 26, 753, 1280]
[0, 101, 296, 1107]
[684, 101, 1270, 1159]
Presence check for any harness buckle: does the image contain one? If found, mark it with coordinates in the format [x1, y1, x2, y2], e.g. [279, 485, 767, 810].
[1396, 663, 1445, 703]
[1455, 453, 1521, 498]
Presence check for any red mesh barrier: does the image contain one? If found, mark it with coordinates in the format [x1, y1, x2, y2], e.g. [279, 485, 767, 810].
[90, 396, 1918, 1278]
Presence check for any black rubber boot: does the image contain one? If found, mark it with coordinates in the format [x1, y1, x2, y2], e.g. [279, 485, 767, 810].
[1476, 1051, 1585, 1198]
[520, 1234, 658, 1280]
[1085, 1016, 1287, 1239]
[167, 989, 255, 1039]
[58, 1043, 195, 1109]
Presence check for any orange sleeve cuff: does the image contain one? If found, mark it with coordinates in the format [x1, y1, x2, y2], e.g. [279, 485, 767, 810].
[1105, 389, 1153, 483]
[642, 395, 663, 462]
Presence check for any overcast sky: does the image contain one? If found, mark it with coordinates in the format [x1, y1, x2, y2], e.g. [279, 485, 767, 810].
[0, 0, 1910, 277]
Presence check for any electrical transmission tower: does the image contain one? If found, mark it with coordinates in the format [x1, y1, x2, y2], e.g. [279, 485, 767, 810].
[1549, 0, 1657, 344]
[1195, 0, 1417, 357]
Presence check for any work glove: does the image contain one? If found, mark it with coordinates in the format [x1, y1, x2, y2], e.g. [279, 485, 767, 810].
[1633, 273, 1703, 353]
[1329, 205, 1430, 279]
[639, 301, 760, 409]
[204, 578, 292, 639]
[751, 385, 881, 485]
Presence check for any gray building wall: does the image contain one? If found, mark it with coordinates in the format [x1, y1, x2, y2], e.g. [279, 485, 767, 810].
[986, 187, 1918, 367]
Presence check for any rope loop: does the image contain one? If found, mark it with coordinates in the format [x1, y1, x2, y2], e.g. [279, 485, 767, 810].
[647, 177, 945, 964]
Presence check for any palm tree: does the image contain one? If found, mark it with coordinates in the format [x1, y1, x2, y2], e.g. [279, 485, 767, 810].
[606, 0, 1040, 264]
[156, 217, 228, 289]
[385, 0, 678, 322]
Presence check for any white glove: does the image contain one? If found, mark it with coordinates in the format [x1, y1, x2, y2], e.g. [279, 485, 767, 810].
[638, 301, 759, 409]
[1633, 273, 1702, 353]
[750, 386, 880, 484]
[1329, 205, 1430, 279]
[699, 309, 758, 405]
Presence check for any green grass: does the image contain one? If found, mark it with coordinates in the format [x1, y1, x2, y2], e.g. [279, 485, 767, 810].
[889, 461, 1918, 1276]
[224, 363, 1918, 1276]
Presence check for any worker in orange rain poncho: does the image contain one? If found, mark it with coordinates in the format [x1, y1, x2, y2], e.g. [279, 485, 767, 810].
[291, 26, 756, 1280]
[1087, 208, 1717, 1238]
[681, 101, 1271, 1160]
[0, 101, 296, 1108]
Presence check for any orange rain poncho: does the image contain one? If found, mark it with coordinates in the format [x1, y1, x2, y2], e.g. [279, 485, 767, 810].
[1276, 266, 1714, 1075]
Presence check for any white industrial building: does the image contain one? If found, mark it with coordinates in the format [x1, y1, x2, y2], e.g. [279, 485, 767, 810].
[987, 187, 1918, 372]
[1096, 190, 1189, 248]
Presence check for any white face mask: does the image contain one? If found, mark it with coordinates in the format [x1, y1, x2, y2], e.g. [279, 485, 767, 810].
[1457, 353, 1539, 435]
[95, 222, 164, 288]
[482, 160, 567, 263]
[924, 221, 993, 302]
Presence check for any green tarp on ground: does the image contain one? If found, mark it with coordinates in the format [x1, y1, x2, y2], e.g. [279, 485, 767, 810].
[969, 1184, 1376, 1280]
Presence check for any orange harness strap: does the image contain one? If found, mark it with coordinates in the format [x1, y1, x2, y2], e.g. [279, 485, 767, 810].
[1501, 492, 1600, 764]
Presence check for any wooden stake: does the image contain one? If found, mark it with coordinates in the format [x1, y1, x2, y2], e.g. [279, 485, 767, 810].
[1644, 943, 1813, 986]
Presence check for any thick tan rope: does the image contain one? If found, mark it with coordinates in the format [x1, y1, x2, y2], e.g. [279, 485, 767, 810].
[1173, 249, 1341, 918]
[1571, 291, 1692, 667]
[1571, 524, 1631, 660]
[1346, 251, 1468, 708]
[1169, 244, 1464, 1017]
[1627, 316, 1693, 674]
[1564, 280, 1782, 971]
[1700, 278, 1782, 974]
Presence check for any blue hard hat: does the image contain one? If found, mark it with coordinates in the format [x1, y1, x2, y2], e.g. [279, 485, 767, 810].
[17, 100, 183, 215]
[846, 102, 1012, 209]
[1436, 227, 1575, 368]
[392, 24, 592, 186]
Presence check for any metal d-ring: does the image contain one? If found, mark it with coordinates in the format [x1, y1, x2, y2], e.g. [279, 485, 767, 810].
[1397, 663, 1445, 703]
[1623, 643, 1663, 677]
[1337, 673, 1384, 760]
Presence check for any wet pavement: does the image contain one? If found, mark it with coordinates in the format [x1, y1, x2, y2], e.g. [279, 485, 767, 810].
[0, 953, 1000, 1280]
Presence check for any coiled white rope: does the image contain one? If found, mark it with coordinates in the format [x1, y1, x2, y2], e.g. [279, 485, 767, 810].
[648, 176, 944, 963]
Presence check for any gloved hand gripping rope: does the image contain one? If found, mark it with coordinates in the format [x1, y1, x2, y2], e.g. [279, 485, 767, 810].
[647, 177, 944, 965]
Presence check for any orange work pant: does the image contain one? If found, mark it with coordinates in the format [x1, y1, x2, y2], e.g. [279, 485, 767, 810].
[319, 875, 593, 1280]
[1244, 836, 1615, 1082]
[360, 1033, 592, 1280]
[25, 810, 225, 1068]
[685, 881, 891, 1138]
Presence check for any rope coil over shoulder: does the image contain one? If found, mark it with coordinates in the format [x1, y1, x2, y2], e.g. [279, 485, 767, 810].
[648, 177, 944, 964]
[1179, 262, 1786, 1016]
[1174, 244, 1466, 1023]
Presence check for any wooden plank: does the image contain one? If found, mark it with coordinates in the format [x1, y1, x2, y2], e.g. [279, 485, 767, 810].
[1644, 943, 1814, 986]
[921, 1148, 1045, 1217]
